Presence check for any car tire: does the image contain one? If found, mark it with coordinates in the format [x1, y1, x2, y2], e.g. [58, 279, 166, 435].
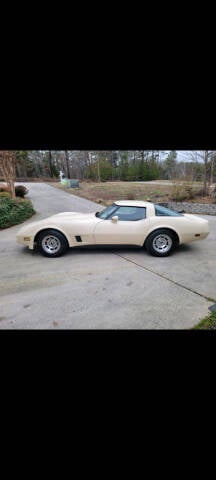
[145, 229, 176, 257]
[37, 229, 69, 257]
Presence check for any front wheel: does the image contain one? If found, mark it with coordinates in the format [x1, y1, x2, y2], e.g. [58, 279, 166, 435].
[37, 229, 69, 257]
[145, 229, 176, 257]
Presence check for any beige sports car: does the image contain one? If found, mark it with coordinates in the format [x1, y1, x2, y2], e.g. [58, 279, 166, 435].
[16, 200, 210, 258]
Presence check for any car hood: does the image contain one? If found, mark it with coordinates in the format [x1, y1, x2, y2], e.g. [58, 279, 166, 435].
[35, 211, 96, 225]
[17, 211, 97, 234]
[48, 211, 96, 220]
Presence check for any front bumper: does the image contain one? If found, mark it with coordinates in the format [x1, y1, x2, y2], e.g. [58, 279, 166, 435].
[16, 235, 34, 249]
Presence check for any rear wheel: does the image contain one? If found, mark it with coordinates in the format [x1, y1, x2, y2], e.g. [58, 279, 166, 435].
[145, 229, 176, 257]
[37, 229, 69, 257]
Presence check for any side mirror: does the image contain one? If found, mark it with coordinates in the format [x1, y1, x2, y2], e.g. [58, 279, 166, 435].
[111, 215, 118, 223]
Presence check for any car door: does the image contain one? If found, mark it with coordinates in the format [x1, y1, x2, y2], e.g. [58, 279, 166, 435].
[93, 206, 148, 245]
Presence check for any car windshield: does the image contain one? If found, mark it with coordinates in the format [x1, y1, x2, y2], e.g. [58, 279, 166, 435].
[96, 204, 118, 219]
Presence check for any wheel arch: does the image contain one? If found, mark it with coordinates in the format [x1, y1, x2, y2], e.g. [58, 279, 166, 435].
[144, 227, 180, 248]
[34, 227, 70, 248]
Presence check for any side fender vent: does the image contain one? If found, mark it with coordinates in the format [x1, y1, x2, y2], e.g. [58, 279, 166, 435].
[75, 235, 82, 243]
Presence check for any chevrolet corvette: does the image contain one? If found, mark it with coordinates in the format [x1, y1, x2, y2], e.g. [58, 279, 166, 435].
[16, 201, 210, 257]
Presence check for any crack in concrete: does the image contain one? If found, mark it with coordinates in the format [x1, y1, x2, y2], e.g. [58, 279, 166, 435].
[114, 253, 216, 303]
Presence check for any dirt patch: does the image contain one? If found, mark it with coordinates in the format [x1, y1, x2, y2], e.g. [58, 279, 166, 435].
[47, 181, 215, 206]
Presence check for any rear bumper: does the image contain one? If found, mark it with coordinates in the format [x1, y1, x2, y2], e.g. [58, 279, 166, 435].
[180, 230, 209, 244]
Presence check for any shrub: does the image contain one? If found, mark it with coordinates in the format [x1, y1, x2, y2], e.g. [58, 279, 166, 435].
[184, 185, 195, 200]
[126, 192, 135, 200]
[0, 198, 35, 229]
[15, 185, 28, 198]
[211, 187, 216, 203]
[170, 186, 187, 201]
[0, 185, 10, 193]
[0, 185, 28, 198]
[195, 187, 209, 197]
[210, 187, 216, 200]
[0, 191, 10, 198]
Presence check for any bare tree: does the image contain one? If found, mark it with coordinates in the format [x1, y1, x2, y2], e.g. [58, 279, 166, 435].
[65, 151, 71, 179]
[190, 150, 215, 195]
[210, 153, 215, 186]
[203, 150, 208, 194]
[48, 151, 54, 177]
[0, 150, 16, 198]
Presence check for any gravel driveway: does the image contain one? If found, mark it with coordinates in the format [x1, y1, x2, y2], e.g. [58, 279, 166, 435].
[0, 182, 215, 329]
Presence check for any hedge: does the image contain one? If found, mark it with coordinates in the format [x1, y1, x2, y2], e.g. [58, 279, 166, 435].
[0, 198, 35, 229]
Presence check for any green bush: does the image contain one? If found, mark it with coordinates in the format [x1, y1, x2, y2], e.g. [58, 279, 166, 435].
[15, 185, 28, 198]
[0, 192, 10, 198]
[0, 198, 35, 229]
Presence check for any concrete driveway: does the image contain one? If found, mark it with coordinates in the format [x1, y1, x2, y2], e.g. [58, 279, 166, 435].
[0, 182, 215, 329]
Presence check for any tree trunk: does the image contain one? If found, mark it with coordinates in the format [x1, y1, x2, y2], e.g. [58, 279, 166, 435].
[210, 156, 214, 186]
[0, 150, 16, 198]
[65, 151, 71, 178]
[49, 151, 53, 177]
[84, 151, 92, 178]
[97, 156, 101, 182]
[203, 150, 208, 195]
[9, 178, 15, 199]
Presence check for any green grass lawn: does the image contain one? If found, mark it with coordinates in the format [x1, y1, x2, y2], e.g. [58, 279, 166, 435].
[193, 311, 216, 329]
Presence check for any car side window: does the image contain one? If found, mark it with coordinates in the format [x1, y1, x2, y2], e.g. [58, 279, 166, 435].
[111, 206, 146, 221]
[154, 204, 183, 217]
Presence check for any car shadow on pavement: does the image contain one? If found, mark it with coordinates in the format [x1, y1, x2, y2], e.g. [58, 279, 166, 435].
[65, 243, 195, 257]
[66, 245, 144, 256]
[19, 242, 195, 258]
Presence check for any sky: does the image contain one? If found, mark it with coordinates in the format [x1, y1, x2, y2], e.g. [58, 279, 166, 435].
[161, 151, 203, 162]
[176, 151, 215, 162]
[177, 151, 195, 162]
